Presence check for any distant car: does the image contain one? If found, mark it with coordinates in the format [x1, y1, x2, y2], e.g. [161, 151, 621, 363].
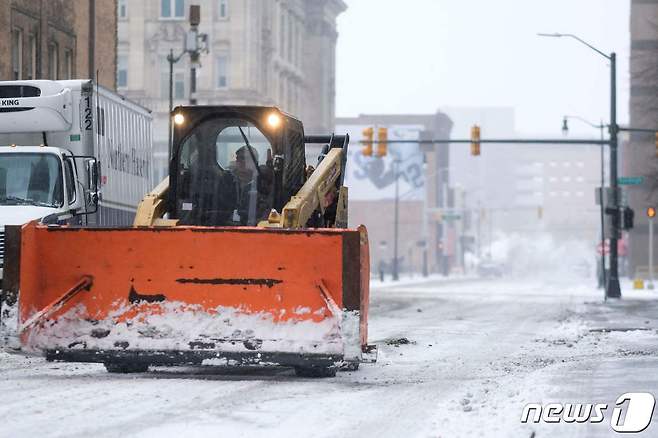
[477, 261, 504, 278]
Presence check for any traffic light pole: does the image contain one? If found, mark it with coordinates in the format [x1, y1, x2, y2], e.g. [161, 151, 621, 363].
[607, 53, 622, 299]
[367, 139, 609, 145]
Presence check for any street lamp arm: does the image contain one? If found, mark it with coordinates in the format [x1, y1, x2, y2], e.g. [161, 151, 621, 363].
[564, 115, 606, 129]
[167, 51, 186, 64]
[537, 33, 611, 60]
[561, 34, 611, 60]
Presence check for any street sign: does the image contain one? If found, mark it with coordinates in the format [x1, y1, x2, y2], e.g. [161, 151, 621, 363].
[617, 176, 644, 186]
[429, 209, 462, 222]
[442, 213, 462, 221]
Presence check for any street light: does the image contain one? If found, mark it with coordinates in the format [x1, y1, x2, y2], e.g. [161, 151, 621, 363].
[539, 32, 622, 299]
[167, 5, 209, 162]
[562, 115, 607, 290]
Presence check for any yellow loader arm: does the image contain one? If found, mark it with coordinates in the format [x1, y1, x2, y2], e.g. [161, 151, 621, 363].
[262, 147, 347, 228]
[133, 176, 178, 227]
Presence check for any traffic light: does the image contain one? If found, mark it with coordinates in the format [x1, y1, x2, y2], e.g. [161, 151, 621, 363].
[655, 132, 658, 157]
[376, 127, 388, 157]
[622, 207, 635, 230]
[362, 127, 374, 156]
[470, 125, 481, 156]
[647, 207, 656, 219]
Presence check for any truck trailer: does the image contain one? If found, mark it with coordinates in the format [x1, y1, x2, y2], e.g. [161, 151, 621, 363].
[0, 79, 153, 286]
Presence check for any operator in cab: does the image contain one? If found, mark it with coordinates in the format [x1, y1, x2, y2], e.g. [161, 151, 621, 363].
[229, 144, 274, 226]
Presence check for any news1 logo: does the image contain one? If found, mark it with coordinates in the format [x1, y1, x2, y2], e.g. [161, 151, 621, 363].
[521, 393, 655, 433]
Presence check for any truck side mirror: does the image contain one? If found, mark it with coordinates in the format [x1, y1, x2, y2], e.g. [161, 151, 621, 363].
[85, 158, 100, 208]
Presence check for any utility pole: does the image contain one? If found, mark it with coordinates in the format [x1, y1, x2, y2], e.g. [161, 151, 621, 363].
[422, 164, 429, 277]
[607, 52, 622, 298]
[477, 203, 482, 259]
[167, 5, 208, 161]
[393, 159, 400, 281]
[188, 5, 201, 105]
[648, 207, 656, 289]
[650, 214, 655, 290]
[167, 49, 184, 161]
[88, 0, 95, 81]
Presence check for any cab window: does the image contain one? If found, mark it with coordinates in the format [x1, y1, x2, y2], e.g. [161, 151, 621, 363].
[64, 158, 76, 204]
[176, 118, 275, 226]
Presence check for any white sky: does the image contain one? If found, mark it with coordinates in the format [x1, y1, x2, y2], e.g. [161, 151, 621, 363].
[336, 0, 630, 138]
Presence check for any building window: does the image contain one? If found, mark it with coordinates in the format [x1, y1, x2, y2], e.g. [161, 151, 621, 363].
[27, 34, 36, 79]
[48, 42, 59, 80]
[117, 55, 128, 88]
[118, 0, 128, 19]
[161, 0, 185, 19]
[12, 28, 23, 80]
[218, 0, 228, 18]
[216, 56, 228, 88]
[63, 49, 73, 79]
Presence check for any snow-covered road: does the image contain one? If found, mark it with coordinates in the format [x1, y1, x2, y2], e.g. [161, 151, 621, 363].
[2, 277, 658, 438]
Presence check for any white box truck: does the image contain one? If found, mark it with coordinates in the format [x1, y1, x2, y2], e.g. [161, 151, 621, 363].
[0, 79, 153, 283]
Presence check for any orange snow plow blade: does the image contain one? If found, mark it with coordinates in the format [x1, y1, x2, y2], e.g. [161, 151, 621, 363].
[13, 222, 374, 370]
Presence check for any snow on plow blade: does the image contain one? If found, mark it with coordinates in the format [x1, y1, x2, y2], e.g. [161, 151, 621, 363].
[12, 223, 373, 369]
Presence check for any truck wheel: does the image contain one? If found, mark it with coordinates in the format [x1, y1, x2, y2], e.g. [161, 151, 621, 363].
[104, 362, 149, 374]
[294, 366, 337, 378]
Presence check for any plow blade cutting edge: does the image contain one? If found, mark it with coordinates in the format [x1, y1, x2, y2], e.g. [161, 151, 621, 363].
[10, 222, 374, 371]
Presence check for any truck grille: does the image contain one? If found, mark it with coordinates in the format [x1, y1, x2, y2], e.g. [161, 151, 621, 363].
[0, 230, 4, 268]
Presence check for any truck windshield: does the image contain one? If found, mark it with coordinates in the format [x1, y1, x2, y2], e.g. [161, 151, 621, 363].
[0, 153, 64, 207]
[177, 118, 275, 226]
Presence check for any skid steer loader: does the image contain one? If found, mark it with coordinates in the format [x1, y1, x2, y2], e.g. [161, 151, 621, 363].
[4, 106, 375, 377]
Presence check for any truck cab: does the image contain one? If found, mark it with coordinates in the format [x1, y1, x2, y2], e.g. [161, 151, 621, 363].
[0, 146, 98, 281]
[0, 80, 101, 285]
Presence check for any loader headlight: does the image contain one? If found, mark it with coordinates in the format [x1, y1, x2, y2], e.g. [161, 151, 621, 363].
[173, 113, 185, 126]
[267, 113, 281, 129]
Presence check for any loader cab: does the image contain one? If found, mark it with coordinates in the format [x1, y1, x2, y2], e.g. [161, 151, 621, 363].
[169, 106, 306, 226]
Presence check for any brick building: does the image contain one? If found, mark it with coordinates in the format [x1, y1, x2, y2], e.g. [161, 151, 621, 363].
[0, 0, 117, 89]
